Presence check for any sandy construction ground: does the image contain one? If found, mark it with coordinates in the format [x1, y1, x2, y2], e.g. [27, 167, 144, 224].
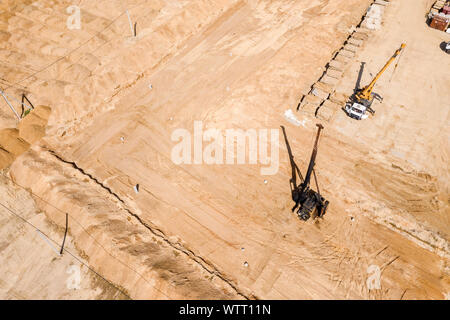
[0, 0, 448, 299]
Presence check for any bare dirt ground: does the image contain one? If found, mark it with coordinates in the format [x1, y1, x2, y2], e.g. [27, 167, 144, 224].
[0, 0, 448, 299]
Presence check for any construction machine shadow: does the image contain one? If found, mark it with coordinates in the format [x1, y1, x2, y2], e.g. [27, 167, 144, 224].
[281, 124, 329, 222]
[440, 41, 450, 54]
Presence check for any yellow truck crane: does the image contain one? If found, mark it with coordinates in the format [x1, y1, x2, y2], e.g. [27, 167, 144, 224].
[345, 43, 406, 120]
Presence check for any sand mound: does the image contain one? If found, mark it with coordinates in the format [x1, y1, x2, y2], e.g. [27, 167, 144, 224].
[0, 106, 51, 169]
[0, 148, 14, 168]
[18, 105, 51, 143]
[0, 128, 29, 155]
[0, 128, 29, 169]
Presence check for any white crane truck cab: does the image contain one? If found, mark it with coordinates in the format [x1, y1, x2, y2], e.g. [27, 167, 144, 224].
[344, 102, 369, 120]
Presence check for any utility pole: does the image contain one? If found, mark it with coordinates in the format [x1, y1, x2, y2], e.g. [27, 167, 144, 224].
[126, 10, 136, 37]
[60, 213, 68, 255]
[0, 89, 20, 120]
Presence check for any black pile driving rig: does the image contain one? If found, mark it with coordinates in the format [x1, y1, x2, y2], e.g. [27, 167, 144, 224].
[281, 124, 329, 221]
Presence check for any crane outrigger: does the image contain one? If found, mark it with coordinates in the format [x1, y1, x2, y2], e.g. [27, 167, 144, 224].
[345, 43, 406, 120]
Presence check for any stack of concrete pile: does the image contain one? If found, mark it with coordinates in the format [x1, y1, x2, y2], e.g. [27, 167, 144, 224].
[362, 1, 389, 30]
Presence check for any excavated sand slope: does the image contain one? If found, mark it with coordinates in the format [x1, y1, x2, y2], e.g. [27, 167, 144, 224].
[0, 0, 448, 299]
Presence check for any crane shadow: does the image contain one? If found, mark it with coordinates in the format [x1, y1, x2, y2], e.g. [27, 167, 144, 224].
[354, 62, 365, 94]
[346, 61, 382, 112]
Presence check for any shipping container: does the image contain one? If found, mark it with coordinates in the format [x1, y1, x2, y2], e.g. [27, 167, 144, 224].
[430, 15, 449, 31]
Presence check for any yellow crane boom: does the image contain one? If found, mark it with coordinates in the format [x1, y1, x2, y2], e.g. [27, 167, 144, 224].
[356, 43, 406, 102]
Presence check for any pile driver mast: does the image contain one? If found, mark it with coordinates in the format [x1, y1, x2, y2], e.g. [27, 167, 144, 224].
[282, 124, 329, 222]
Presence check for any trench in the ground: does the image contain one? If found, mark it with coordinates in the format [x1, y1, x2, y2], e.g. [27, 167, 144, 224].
[47, 149, 252, 300]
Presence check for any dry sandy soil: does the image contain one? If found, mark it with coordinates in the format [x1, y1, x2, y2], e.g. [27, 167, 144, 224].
[0, 0, 448, 299]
